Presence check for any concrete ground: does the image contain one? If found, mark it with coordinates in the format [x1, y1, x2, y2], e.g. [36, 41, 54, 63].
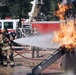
[0, 49, 64, 75]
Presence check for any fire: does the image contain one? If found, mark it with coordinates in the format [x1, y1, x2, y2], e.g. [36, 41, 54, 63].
[53, 19, 76, 49]
[54, 1, 76, 49]
[55, 3, 72, 20]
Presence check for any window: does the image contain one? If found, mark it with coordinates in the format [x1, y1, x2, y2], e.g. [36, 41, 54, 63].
[4, 22, 13, 29]
[23, 25, 31, 29]
[38, 0, 41, 4]
[0, 22, 2, 29]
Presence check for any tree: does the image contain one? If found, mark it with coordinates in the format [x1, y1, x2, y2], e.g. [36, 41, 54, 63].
[7, 0, 32, 18]
[40, 0, 61, 21]
[0, 0, 61, 20]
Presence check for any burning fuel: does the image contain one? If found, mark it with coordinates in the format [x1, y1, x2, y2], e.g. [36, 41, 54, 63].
[53, 19, 76, 49]
[55, 3, 72, 20]
[54, 0, 76, 49]
[54, 0, 76, 20]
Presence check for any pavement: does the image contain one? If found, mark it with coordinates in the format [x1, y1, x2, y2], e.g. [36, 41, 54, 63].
[0, 49, 64, 75]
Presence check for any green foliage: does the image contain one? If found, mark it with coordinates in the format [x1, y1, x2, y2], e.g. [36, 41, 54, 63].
[7, 0, 31, 18]
[40, 0, 61, 21]
[0, 0, 32, 19]
[0, 0, 61, 20]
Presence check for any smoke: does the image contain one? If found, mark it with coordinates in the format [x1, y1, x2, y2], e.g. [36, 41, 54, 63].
[61, 0, 75, 5]
[61, 0, 67, 5]
[62, 71, 75, 75]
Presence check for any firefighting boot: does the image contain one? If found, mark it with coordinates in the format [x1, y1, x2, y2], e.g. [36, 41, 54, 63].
[3, 60, 7, 66]
[10, 61, 15, 67]
[3, 56, 7, 66]
[9, 52, 15, 67]
[0, 61, 3, 66]
[0, 54, 3, 66]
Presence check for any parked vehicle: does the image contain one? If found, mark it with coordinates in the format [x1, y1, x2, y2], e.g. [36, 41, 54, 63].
[0, 19, 19, 32]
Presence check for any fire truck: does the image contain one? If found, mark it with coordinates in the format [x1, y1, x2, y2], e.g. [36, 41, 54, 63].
[0, 0, 76, 35]
[0, 19, 60, 39]
[0, 19, 19, 32]
[0, 0, 61, 36]
[22, 0, 76, 35]
[21, 0, 61, 35]
[22, 21, 60, 34]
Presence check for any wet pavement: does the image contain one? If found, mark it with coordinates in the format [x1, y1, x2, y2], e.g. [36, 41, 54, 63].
[0, 50, 64, 75]
[0, 58, 32, 75]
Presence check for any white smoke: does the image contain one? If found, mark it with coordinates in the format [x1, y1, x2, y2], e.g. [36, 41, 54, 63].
[63, 71, 75, 75]
[61, 0, 67, 5]
[61, 0, 75, 5]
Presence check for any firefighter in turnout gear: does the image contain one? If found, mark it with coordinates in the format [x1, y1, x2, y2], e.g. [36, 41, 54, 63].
[2, 29, 15, 67]
[31, 27, 40, 58]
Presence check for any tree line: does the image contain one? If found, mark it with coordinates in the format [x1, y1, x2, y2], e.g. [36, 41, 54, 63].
[0, 0, 62, 20]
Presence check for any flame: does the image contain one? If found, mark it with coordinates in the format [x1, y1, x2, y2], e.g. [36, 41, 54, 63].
[53, 19, 76, 49]
[55, 3, 72, 20]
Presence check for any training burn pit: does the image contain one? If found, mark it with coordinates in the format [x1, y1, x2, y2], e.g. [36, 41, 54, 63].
[32, 47, 76, 75]
[32, 2, 76, 75]
[32, 47, 66, 75]
[14, 0, 76, 75]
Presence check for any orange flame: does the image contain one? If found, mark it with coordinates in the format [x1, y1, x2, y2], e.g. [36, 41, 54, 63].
[53, 19, 76, 49]
[55, 3, 72, 20]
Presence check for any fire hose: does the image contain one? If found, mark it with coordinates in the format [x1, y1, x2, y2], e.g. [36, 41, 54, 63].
[12, 47, 49, 61]
[13, 46, 68, 75]
[32, 47, 67, 75]
[12, 46, 51, 69]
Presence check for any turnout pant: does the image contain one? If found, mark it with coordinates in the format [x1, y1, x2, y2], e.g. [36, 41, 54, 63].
[2, 46, 14, 62]
[0, 48, 3, 65]
[32, 47, 39, 58]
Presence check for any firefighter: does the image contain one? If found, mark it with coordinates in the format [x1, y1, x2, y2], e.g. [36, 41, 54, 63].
[2, 29, 15, 67]
[32, 46, 39, 58]
[10, 29, 17, 40]
[31, 27, 40, 58]
[16, 26, 22, 38]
